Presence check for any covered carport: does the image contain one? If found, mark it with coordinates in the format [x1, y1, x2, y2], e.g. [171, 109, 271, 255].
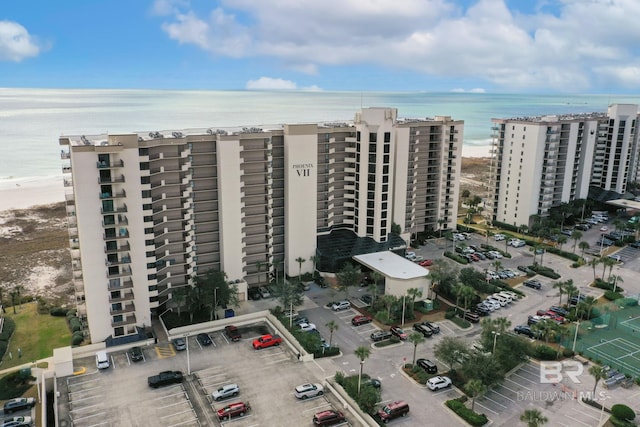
[352, 251, 430, 298]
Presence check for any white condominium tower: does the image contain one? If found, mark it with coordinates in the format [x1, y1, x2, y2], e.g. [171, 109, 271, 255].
[60, 107, 462, 343]
[489, 104, 639, 227]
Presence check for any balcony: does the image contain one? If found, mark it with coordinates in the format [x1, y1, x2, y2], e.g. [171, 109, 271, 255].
[99, 190, 127, 199]
[98, 175, 125, 184]
[108, 279, 134, 291]
[107, 267, 133, 279]
[111, 315, 137, 328]
[106, 255, 131, 266]
[105, 242, 130, 254]
[101, 204, 128, 214]
[103, 230, 129, 240]
[110, 303, 136, 315]
[97, 159, 124, 169]
[109, 290, 135, 303]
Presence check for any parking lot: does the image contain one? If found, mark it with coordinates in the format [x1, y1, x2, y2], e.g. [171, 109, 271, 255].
[57, 322, 354, 427]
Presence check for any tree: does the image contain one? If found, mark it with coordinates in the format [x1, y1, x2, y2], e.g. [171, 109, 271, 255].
[437, 217, 446, 238]
[271, 278, 304, 315]
[588, 257, 600, 281]
[563, 279, 577, 302]
[492, 260, 502, 273]
[600, 256, 616, 280]
[406, 287, 423, 314]
[465, 379, 487, 412]
[532, 319, 560, 344]
[434, 336, 469, 372]
[370, 271, 383, 300]
[577, 296, 597, 320]
[408, 331, 425, 366]
[194, 269, 235, 321]
[336, 263, 361, 299]
[295, 257, 306, 282]
[309, 254, 321, 273]
[589, 364, 605, 395]
[579, 241, 590, 258]
[172, 286, 188, 316]
[556, 235, 568, 250]
[355, 346, 371, 394]
[326, 320, 339, 347]
[552, 280, 566, 305]
[571, 230, 583, 253]
[380, 294, 396, 322]
[520, 409, 548, 427]
[610, 274, 624, 293]
[611, 404, 636, 423]
[460, 285, 476, 316]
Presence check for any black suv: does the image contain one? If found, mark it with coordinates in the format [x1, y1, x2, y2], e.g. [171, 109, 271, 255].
[548, 306, 569, 317]
[3, 398, 35, 414]
[128, 346, 144, 362]
[514, 325, 540, 339]
[523, 280, 542, 289]
[412, 323, 433, 338]
[421, 320, 440, 334]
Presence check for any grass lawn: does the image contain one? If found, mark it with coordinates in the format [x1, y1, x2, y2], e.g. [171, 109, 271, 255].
[1, 301, 71, 370]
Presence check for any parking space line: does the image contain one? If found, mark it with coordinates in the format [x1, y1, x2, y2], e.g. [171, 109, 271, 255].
[266, 356, 290, 365]
[473, 401, 498, 415]
[167, 419, 199, 427]
[68, 394, 102, 404]
[153, 392, 186, 401]
[70, 403, 104, 413]
[564, 414, 593, 426]
[70, 411, 107, 422]
[511, 372, 539, 384]
[482, 394, 508, 409]
[69, 385, 102, 394]
[68, 377, 101, 387]
[497, 383, 519, 394]
[160, 408, 196, 419]
[490, 388, 517, 404]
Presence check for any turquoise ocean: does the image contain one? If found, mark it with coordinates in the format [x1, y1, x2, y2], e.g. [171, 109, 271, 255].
[2, 88, 640, 185]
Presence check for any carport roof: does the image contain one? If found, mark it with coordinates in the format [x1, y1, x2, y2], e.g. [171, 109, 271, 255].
[606, 198, 640, 211]
[353, 251, 428, 280]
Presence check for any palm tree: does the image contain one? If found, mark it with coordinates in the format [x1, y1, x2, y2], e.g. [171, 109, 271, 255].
[295, 257, 306, 282]
[571, 230, 583, 253]
[563, 280, 578, 303]
[601, 256, 616, 280]
[588, 257, 600, 281]
[492, 260, 502, 273]
[453, 283, 464, 312]
[578, 296, 597, 320]
[520, 409, 548, 427]
[610, 274, 623, 293]
[552, 281, 566, 305]
[370, 271, 383, 300]
[613, 219, 625, 232]
[380, 294, 396, 322]
[532, 319, 559, 344]
[589, 365, 605, 395]
[326, 320, 339, 347]
[556, 235, 568, 250]
[579, 241, 590, 258]
[491, 317, 512, 334]
[172, 286, 187, 316]
[309, 254, 321, 273]
[460, 285, 476, 316]
[355, 346, 371, 394]
[406, 287, 423, 313]
[408, 331, 426, 365]
[465, 379, 487, 412]
[437, 217, 446, 238]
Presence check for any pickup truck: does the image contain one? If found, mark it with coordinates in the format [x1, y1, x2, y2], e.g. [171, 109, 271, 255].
[252, 334, 282, 350]
[148, 370, 183, 388]
[225, 325, 242, 342]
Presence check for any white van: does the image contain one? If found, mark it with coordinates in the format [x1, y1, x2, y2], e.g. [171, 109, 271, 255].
[96, 351, 110, 369]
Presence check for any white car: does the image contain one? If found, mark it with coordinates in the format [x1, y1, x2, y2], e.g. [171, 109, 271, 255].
[294, 383, 324, 399]
[298, 322, 317, 332]
[212, 383, 240, 401]
[331, 300, 351, 311]
[483, 299, 501, 310]
[499, 291, 518, 300]
[489, 251, 503, 259]
[494, 234, 505, 241]
[258, 286, 271, 298]
[427, 376, 452, 391]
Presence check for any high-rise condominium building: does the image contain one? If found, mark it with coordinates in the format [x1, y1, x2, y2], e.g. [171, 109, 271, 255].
[60, 108, 463, 343]
[489, 104, 639, 227]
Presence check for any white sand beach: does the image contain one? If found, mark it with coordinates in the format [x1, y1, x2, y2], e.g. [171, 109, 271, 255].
[0, 176, 66, 212]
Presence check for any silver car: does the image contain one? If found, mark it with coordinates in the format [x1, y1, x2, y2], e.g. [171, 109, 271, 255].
[212, 383, 240, 401]
[294, 383, 324, 399]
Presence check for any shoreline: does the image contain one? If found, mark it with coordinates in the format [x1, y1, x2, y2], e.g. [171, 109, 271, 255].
[0, 150, 492, 213]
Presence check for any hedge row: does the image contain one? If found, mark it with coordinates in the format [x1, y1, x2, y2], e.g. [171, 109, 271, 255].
[444, 251, 469, 264]
[528, 264, 561, 279]
[445, 399, 489, 427]
[0, 317, 16, 362]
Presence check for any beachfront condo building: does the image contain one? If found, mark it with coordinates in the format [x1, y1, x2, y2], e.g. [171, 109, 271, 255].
[59, 107, 463, 343]
[488, 103, 639, 227]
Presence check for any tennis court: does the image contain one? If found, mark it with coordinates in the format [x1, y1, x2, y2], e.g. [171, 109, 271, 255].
[567, 296, 640, 378]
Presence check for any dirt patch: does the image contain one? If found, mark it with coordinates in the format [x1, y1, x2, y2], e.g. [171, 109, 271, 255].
[0, 202, 72, 306]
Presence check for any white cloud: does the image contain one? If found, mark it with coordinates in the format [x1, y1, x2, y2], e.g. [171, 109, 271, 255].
[155, 0, 640, 91]
[246, 77, 297, 90]
[0, 20, 41, 62]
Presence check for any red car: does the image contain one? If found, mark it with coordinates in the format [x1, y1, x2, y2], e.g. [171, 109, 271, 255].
[252, 334, 282, 349]
[351, 315, 372, 326]
[217, 402, 250, 420]
[419, 259, 433, 267]
[390, 326, 408, 340]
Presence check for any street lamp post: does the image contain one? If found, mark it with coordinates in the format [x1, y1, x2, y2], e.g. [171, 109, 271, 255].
[572, 320, 580, 353]
[492, 331, 500, 353]
[184, 333, 191, 375]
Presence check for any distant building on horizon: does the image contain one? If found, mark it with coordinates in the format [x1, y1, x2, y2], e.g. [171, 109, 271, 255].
[60, 107, 463, 344]
[488, 103, 640, 227]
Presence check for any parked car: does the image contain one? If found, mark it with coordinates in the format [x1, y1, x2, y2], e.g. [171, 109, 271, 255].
[212, 383, 240, 401]
[148, 370, 183, 388]
[494, 233, 505, 241]
[258, 286, 271, 298]
[331, 300, 351, 311]
[298, 322, 317, 332]
[474, 305, 490, 316]
[360, 294, 374, 305]
[224, 325, 242, 342]
[313, 409, 346, 426]
[295, 383, 324, 399]
[370, 330, 392, 342]
[421, 320, 440, 334]
[0, 417, 32, 427]
[247, 287, 261, 300]
[217, 402, 250, 420]
[412, 322, 433, 338]
[548, 306, 570, 317]
[377, 400, 410, 423]
[514, 325, 540, 339]
[416, 358, 438, 373]
[252, 334, 282, 349]
[462, 311, 480, 323]
[351, 315, 372, 326]
[474, 252, 486, 260]
[390, 326, 408, 340]
[427, 376, 452, 391]
[3, 398, 35, 415]
[197, 333, 213, 346]
[128, 346, 143, 362]
[523, 279, 542, 289]
[172, 338, 187, 351]
[419, 259, 433, 267]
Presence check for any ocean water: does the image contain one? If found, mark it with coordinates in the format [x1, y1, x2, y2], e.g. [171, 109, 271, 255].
[2, 88, 640, 185]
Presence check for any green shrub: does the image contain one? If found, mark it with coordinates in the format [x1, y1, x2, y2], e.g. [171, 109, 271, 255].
[0, 341, 7, 361]
[389, 335, 400, 344]
[563, 348, 575, 358]
[50, 307, 69, 317]
[546, 246, 580, 261]
[604, 290, 624, 301]
[66, 309, 77, 319]
[446, 399, 489, 427]
[445, 309, 456, 320]
[529, 265, 561, 279]
[71, 334, 84, 346]
[0, 318, 16, 341]
[69, 317, 82, 333]
[611, 404, 636, 422]
[534, 345, 558, 360]
[444, 251, 469, 264]
[314, 346, 340, 358]
[0, 370, 33, 400]
[334, 371, 345, 385]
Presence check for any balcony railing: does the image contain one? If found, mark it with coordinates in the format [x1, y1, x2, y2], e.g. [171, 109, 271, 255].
[108, 279, 134, 291]
[97, 159, 124, 169]
[98, 175, 125, 184]
[111, 315, 137, 328]
[103, 230, 129, 240]
[99, 190, 127, 199]
[109, 290, 135, 303]
[110, 303, 135, 315]
[101, 204, 128, 214]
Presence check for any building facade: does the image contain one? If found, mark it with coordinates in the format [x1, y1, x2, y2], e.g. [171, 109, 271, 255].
[60, 108, 462, 343]
[489, 104, 639, 227]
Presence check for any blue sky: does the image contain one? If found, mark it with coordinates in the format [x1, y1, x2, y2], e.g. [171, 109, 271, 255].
[1, 0, 639, 92]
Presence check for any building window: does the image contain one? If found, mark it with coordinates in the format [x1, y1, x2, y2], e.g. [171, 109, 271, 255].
[114, 327, 125, 337]
[139, 148, 149, 156]
[356, 131, 361, 142]
[384, 132, 390, 143]
[141, 176, 150, 184]
[140, 162, 149, 170]
[369, 133, 377, 143]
